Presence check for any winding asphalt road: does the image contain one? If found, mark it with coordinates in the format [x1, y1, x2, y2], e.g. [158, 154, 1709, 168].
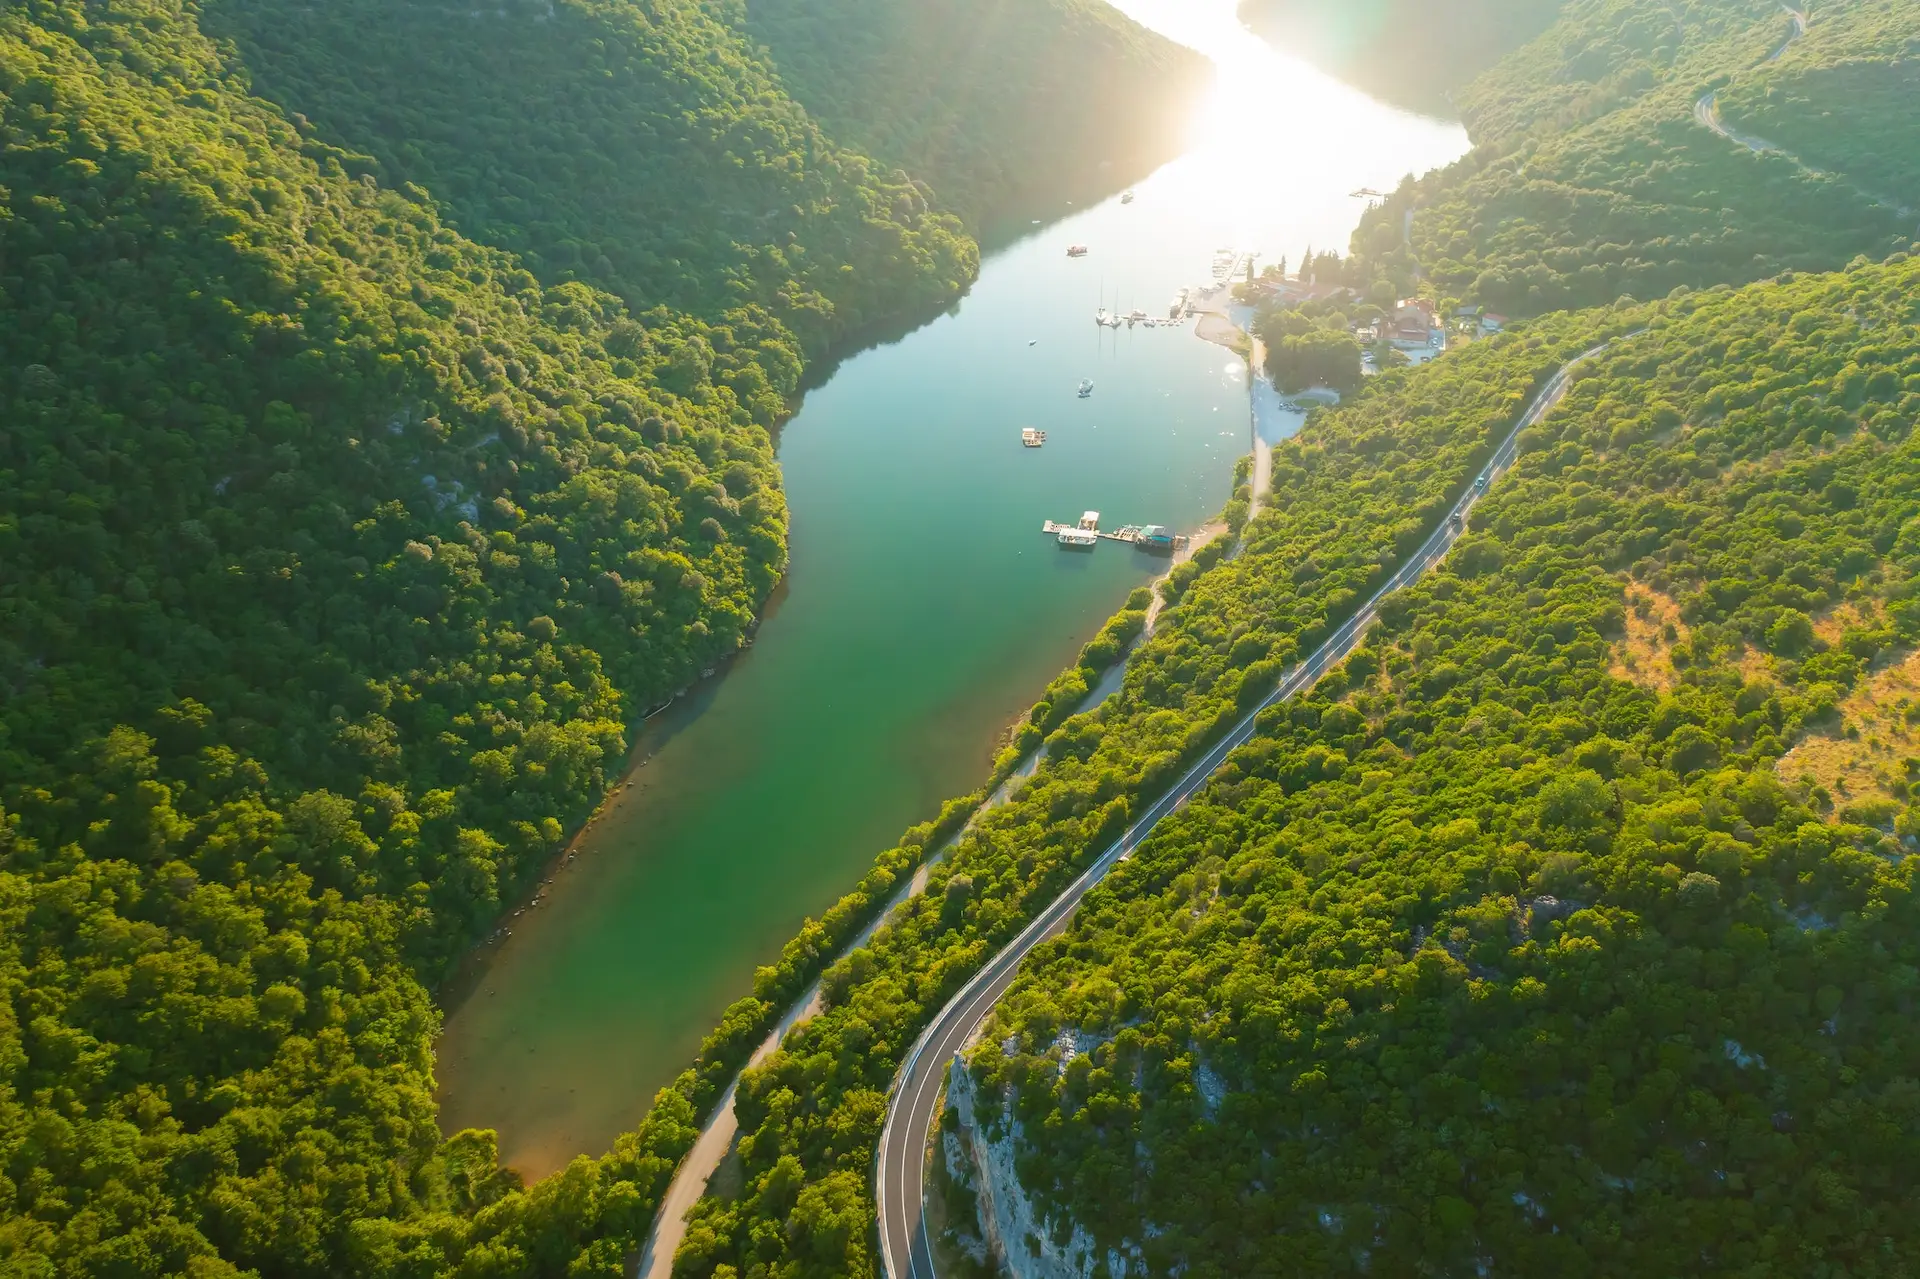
[1692, 7, 1806, 155]
[874, 340, 1619, 1279]
[1690, 7, 1912, 224]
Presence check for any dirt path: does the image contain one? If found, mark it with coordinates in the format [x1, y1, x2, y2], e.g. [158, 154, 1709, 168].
[1245, 333, 1275, 529]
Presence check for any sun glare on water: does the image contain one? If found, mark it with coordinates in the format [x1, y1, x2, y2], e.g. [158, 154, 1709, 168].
[1103, 0, 1467, 260]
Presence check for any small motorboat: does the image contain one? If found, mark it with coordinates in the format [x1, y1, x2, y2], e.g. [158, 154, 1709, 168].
[1021, 427, 1047, 448]
[1121, 190, 1136, 204]
[1077, 379, 1094, 398]
[1066, 244, 1090, 257]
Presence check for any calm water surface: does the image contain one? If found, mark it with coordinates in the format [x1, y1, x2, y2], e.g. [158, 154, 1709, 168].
[436, 0, 1468, 1175]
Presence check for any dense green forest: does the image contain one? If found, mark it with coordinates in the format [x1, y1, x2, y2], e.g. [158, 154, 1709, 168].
[646, 3, 1920, 1277]
[200, 0, 976, 360]
[1335, 0, 1918, 318]
[0, 0, 1190, 1270]
[1253, 305, 1366, 395]
[669, 306, 1635, 1276]
[969, 255, 1920, 1275]
[1236, 0, 1563, 113]
[740, 0, 1208, 230]
[0, 0, 803, 1267]
[10, 0, 1919, 1266]
[1716, 0, 1920, 210]
[668, 250, 1920, 1278]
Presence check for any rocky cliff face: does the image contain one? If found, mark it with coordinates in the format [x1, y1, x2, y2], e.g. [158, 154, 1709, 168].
[946, 1055, 1145, 1279]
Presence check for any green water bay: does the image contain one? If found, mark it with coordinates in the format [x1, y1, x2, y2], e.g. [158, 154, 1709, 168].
[435, 227, 1253, 1176]
[435, 0, 1468, 1175]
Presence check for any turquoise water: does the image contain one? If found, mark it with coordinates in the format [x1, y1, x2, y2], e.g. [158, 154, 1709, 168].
[436, 0, 1468, 1175]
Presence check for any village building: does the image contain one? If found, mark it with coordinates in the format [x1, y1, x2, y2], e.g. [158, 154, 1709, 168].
[1390, 297, 1439, 348]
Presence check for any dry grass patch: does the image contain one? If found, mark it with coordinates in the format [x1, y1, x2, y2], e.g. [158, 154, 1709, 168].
[1735, 644, 1775, 683]
[1611, 584, 1689, 691]
[1813, 597, 1883, 646]
[1776, 647, 1920, 811]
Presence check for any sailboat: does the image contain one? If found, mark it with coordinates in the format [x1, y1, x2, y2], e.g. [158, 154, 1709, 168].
[1077, 379, 1094, 398]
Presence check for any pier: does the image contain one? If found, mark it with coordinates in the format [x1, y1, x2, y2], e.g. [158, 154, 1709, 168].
[1041, 517, 1187, 552]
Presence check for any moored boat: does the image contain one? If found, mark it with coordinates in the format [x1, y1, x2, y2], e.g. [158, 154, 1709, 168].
[1057, 526, 1098, 550]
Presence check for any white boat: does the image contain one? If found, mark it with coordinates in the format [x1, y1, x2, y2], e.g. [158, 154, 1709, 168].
[1021, 427, 1046, 447]
[1094, 307, 1111, 326]
[1066, 244, 1089, 257]
[1120, 190, 1135, 204]
[1077, 379, 1093, 398]
[1041, 511, 1102, 549]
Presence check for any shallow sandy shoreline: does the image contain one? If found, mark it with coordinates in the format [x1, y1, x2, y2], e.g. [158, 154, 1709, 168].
[1194, 309, 1247, 349]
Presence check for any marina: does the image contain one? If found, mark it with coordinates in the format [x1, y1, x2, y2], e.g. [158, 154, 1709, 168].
[1090, 274, 1216, 329]
[1041, 511, 1188, 553]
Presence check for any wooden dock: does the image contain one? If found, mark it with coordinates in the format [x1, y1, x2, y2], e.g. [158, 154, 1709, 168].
[1040, 519, 1189, 549]
[1041, 520, 1137, 543]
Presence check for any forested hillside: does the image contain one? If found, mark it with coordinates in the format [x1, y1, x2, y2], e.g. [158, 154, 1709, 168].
[641, 3, 1920, 1276]
[1715, 0, 1920, 210]
[739, 0, 1207, 228]
[0, 0, 1191, 1270]
[668, 307, 1633, 1276]
[661, 244, 1920, 1274]
[1236, 0, 1563, 113]
[201, 0, 976, 360]
[967, 255, 1920, 1275]
[1339, 0, 1917, 317]
[0, 0, 802, 1266]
